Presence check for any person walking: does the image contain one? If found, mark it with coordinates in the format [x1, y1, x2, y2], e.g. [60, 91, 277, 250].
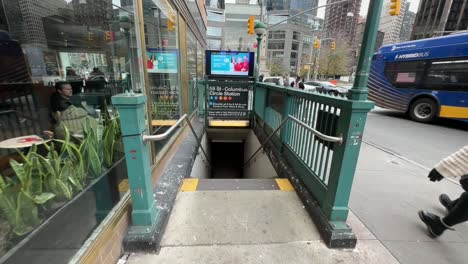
[290, 76, 304, 89]
[419, 145, 468, 237]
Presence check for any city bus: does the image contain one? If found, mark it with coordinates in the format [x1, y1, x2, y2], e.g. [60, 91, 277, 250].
[368, 33, 468, 123]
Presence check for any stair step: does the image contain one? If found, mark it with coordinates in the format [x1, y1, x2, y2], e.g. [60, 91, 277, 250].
[180, 178, 294, 192]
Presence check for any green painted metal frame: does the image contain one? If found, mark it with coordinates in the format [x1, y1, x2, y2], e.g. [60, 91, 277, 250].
[254, 82, 374, 228]
[111, 94, 159, 234]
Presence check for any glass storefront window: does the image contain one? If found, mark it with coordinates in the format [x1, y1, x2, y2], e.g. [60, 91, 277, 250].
[187, 30, 197, 112]
[142, 0, 179, 129]
[0, 0, 144, 261]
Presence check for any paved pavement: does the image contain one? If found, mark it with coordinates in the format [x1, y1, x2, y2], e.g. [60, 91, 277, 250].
[350, 109, 468, 264]
[127, 182, 398, 264]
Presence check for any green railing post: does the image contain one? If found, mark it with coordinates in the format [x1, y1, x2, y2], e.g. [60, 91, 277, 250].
[322, 0, 382, 230]
[323, 102, 373, 223]
[348, 0, 384, 101]
[111, 94, 158, 232]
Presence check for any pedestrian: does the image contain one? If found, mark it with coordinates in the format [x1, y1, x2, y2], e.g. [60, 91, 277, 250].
[418, 145, 468, 237]
[291, 76, 304, 89]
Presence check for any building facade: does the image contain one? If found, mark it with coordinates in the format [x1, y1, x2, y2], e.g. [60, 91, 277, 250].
[323, 0, 361, 45]
[263, 0, 322, 76]
[206, 1, 260, 51]
[378, 0, 408, 45]
[355, 17, 385, 52]
[399, 3, 416, 42]
[411, 0, 468, 39]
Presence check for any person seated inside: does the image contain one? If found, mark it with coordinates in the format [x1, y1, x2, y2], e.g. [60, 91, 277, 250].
[46, 82, 97, 139]
[90, 67, 104, 77]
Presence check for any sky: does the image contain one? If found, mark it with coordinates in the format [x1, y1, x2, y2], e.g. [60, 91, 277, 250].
[317, 0, 421, 19]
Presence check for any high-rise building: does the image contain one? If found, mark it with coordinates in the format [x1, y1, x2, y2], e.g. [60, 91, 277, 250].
[323, 0, 361, 45]
[1, 0, 68, 46]
[262, 0, 321, 76]
[266, 0, 318, 15]
[378, 0, 407, 45]
[205, 1, 260, 51]
[354, 17, 384, 52]
[399, 4, 416, 42]
[72, 0, 113, 27]
[411, 0, 468, 40]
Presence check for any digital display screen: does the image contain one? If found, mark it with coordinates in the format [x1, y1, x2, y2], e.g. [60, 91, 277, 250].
[147, 49, 178, 74]
[206, 50, 255, 77]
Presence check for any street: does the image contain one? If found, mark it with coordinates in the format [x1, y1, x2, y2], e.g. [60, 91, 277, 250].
[350, 107, 468, 264]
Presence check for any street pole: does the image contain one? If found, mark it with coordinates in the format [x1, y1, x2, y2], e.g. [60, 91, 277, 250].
[348, 0, 384, 101]
[313, 37, 334, 80]
[254, 22, 266, 82]
[256, 35, 262, 81]
[306, 36, 315, 81]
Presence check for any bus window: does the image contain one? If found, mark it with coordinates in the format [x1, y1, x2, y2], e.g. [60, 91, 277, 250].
[424, 58, 468, 92]
[384, 60, 426, 88]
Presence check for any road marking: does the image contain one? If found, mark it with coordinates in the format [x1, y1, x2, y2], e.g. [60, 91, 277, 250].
[275, 178, 294, 191]
[180, 179, 199, 192]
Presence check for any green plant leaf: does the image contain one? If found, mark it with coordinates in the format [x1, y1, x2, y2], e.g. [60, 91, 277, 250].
[30, 157, 43, 195]
[56, 180, 73, 200]
[10, 160, 28, 188]
[0, 184, 16, 224]
[33, 192, 55, 204]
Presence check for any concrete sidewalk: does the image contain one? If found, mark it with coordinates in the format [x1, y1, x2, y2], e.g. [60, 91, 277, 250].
[350, 143, 468, 264]
[126, 183, 398, 264]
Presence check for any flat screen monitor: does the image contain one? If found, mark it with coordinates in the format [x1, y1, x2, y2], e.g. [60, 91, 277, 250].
[206, 50, 255, 77]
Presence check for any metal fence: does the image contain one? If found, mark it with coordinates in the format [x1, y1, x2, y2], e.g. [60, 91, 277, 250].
[254, 82, 373, 224]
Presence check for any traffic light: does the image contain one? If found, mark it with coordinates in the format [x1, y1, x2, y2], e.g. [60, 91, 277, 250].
[314, 39, 320, 49]
[247, 16, 255, 35]
[104, 31, 112, 41]
[330, 41, 336, 51]
[168, 18, 175, 31]
[389, 0, 401, 16]
[355, 50, 359, 58]
[88, 31, 93, 41]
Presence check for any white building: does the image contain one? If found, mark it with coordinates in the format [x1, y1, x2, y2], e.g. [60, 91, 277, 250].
[378, 0, 408, 45]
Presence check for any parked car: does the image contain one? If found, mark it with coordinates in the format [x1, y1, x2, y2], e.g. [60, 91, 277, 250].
[303, 81, 349, 95]
[263, 76, 284, 86]
[303, 82, 317, 92]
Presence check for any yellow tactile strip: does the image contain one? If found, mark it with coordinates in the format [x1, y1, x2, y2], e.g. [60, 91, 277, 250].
[118, 179, 129, 192]
[275, 178, 294, 191]
[180, 178, 199, 192]
[179, 178, 295, 192]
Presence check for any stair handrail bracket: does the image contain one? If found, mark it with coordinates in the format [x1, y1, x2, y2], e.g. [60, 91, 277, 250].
[253, 82, 374, 248]
[142, 111, 210, 165]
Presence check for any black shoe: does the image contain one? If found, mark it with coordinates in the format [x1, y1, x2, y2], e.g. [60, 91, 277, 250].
[418, 210, 446, 237]
[439, 194, 454, 211]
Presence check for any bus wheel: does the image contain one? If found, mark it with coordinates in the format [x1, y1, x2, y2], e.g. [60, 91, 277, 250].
[409, 98, 437, 123]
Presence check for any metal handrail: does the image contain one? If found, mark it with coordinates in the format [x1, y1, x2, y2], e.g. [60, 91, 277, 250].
[288, 115, 343, 144]
[142, 111, 211, 166]
[243, 115, 343, 167]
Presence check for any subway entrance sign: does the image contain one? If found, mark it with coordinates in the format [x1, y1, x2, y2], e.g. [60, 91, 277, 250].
[204, 81, 253, 128]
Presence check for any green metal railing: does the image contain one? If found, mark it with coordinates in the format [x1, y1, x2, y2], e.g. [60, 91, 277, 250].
[255, 82, 373, 225]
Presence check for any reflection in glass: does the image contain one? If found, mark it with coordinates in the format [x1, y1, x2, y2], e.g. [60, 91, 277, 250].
[0, 0, 139, 261]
